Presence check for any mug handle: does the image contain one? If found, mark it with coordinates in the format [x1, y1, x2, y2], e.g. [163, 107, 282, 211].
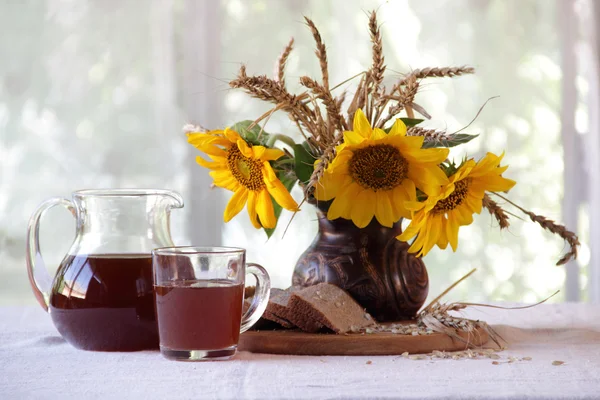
[25, 198, 77, 312]
[240, 263, 271, 333]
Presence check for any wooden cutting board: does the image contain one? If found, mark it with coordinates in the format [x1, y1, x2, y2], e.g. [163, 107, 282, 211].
[239, 327, 489, 356]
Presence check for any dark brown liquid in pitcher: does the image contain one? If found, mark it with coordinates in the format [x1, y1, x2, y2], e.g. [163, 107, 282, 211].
[49, 254, 158, 351]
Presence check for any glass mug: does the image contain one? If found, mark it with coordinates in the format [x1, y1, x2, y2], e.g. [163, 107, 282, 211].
[153, 246, 270, 361]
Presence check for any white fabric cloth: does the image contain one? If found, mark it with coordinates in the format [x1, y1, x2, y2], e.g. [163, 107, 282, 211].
[1, 304, 600, 400]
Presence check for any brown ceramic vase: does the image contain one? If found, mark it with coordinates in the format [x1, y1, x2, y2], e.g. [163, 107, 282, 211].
[293, 201, 429, 321]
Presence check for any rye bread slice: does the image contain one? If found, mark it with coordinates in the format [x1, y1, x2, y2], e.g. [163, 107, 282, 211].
[288, 283, 376, 334]
[261, 310, 295, 328]
[244, 292, 293, 329]
[267, 287, 324, 333]
[254, 288, 298, 329]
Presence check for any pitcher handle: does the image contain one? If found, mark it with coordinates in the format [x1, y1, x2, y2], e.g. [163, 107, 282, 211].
[26, 198, 77, 311]
[240, 263, 271, 333]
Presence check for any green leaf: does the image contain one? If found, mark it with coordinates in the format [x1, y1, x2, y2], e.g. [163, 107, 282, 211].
[293, 142, 316, 184]
[263, 171, 297, 239]
[399, 117, 424, 127]
[421, 134, 479, 149]
[231, 120, 270, 146]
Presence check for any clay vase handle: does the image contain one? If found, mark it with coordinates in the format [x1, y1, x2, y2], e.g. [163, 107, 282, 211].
[26, 198, 77, 311]
[240, 263, 271, 333]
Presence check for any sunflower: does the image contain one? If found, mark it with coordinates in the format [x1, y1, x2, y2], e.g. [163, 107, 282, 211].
[187, 128, 299, 229]
[314, 109, 450, 228]
[397, 152, 516, 256]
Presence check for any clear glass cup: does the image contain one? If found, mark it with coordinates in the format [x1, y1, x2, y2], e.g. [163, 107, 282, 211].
[153, 246, 270, 361]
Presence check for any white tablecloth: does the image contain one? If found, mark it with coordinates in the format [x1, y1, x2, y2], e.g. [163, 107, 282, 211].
[1, 304, 600, 400]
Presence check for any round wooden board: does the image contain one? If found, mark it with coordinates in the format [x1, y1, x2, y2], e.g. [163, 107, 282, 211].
[239, 327, 489, 356]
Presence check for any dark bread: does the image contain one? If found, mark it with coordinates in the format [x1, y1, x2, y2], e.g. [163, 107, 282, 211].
[267, 287, 324, 333]
[261, 310, 295, 328]
[288, 283, 376, 333]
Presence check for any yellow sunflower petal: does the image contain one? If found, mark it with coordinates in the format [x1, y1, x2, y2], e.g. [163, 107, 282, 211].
[397, 218, 420, 242]
[446, 214, 460, 251]
[388, 118, 407, 137]
[261, 161, 278, 182]
[421, 216, 441, 256]
[391, 184, 410, 220]
[262, 147, 286, 161]
[187, 132, 227, 147]
[397, 218, 418, 242]
[237, 139, 253, 158]
[246, 191, 261, 229]
[253, 145, 285, 161]
[453, 204, 474, 226]
[351, 190, 376, 228]
[408, 165, 449, 196]
[371, 128, 387, 141]
[328, 183, 362, 220]
[224, 188, 249, 222]
[404, 200, 425, 212]
[475, 175, 516, 192]
[259, 162, 299, 211]
[352, 109, 372, 138]
[256, 189, 276, 229]
[195, 156, 226, 170]
[436, 217, 449, 249]
[399, 135, 425, 150]
[326, 151, 352, 174]
[224, 128, 242, 143]
[402, 146, 449, 163]
[408, 225, 428, 255]
[469, 152, 504, 177]
[194, 143, 227, 158]
[210, 170, 239, 191]
[266, 179, 299, 211]
[402, 179, 417, 202]
[314, 170, 351, 201]
[465, 194, 483, 214]
[343, 129, 365, 146]
[375, 191, 395, 227]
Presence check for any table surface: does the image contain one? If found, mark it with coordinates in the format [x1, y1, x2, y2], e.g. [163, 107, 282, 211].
[1, 304, 600, 400]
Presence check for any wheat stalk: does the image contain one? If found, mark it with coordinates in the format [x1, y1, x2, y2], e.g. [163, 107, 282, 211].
[482, 194, 510, 229]
[335, 91, 347, 110]
[230, 66, 324, 146]
[274, 37, 294, 87]
[346, 74, 367, 128]
[398, 66, 475, 85]
[306, 144, 337, 194]
[492, 192, 579, 266]
[406, 126, 451, 141]
[300, 76, 348, 135]
[378, 75, 419, 127]
[304, 17, 330, 89]
[368, 11, 385, 91]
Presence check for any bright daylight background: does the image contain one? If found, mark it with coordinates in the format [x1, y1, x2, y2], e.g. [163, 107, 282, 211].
[1, 0, 599, 306]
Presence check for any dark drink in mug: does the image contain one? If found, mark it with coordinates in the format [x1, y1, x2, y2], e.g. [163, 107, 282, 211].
[155, 280, 244, 351]
[153, 247, 270, 361]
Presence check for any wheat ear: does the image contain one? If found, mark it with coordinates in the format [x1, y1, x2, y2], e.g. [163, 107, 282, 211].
[492, 192, 579, 266]
[274, 37, 294, 87]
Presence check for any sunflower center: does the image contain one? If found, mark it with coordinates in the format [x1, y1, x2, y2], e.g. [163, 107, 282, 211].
[433, 179, 471, 214]
[348, 144, 408, 191]
[227, 145, 265, 191]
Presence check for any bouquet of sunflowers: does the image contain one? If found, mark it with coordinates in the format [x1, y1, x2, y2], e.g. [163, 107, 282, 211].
[186, 11, 578, 265]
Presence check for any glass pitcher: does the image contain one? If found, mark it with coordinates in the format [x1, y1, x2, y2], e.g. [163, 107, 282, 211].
[26, 189, 184, 351]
